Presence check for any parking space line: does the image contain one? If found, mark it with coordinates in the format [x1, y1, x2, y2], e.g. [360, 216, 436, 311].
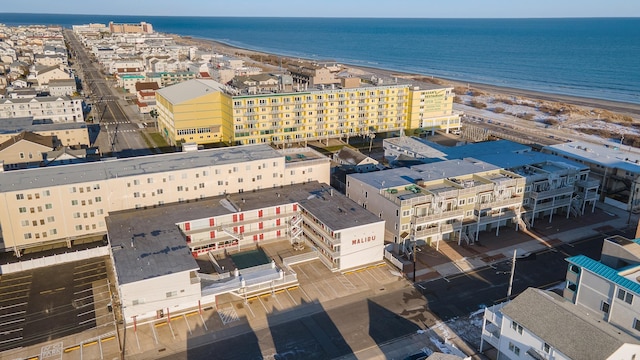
[0, 336, 22, 344]
[168, 321, 176, 339]
[285, 288, 298, 305]
[150, 322, 158, 344]
[0, 310, 26, 318]
[298, 286, 313, 302]
[0, 282, 31, 290]
[310, 282, 323, 300]
[183, 314, 192, 335]
[199, 313, 208, 331]
[273, 293, 284, 310]
[79, 317, 95, 325]
[77, 309, 94, 317]
[257, 296, 269, 313]
[0, 302, 27, 310]
[135, 328, 141, 350]
[324, 279, 339, 297]
[0, 318, 25, 327]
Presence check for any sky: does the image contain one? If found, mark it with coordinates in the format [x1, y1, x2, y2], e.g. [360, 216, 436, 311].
[2, 0, 640, 18]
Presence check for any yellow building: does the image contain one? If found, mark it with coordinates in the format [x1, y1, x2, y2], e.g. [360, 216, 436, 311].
[156, 79, 460, 147]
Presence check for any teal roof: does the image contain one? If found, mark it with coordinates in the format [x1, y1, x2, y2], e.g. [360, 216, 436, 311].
[567, 255, 640, 296]
[633, 238, 640, 245]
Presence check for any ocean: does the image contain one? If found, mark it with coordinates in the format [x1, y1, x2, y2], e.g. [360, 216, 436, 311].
[1, 13, 639, 104]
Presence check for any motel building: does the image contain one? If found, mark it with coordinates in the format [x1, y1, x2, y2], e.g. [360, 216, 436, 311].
[107, 181, 385, 322]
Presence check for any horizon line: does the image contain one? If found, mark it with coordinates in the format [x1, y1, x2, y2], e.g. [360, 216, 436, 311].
[1, 12, 640, 20]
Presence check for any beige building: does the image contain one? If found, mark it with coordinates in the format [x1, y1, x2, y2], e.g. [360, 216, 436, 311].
[0, 131, 56, 170]
[0, 117, 90, 147]
[0, 144, 329, 256]
[347, 158, 526, 248]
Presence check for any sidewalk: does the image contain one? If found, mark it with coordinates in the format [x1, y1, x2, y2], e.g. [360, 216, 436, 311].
[414, 202, 637, 280]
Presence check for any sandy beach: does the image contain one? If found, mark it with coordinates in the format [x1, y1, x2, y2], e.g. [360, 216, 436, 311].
[172, 34, 640, 122]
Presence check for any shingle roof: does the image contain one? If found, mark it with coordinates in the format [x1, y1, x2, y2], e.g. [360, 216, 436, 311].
[567, 255, 640, 295]
[502, 288, 639, 360]
[0, 131, 55, 152]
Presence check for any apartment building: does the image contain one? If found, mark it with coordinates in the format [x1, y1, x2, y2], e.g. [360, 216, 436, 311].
[0, 144, 329, 256]
[481, 288, 640, 360]
[0, 96, 83, 122]
[384, 137, 600, 228]
[544, 140, 640, 211]
[346, 158, 526, 248]
[563, 235, 640, 336]
[156, 79, 460, 147]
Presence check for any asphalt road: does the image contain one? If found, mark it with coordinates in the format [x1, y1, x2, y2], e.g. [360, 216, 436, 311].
[416, 233, 607, 320]
[64, 30, 151, 157]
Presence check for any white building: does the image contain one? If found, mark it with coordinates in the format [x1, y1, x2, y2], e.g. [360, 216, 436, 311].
[0, 96, 83, 122]
[108, 181, 384, 322]
[544, 141, 640, 212]
[481, 288, 640, 360]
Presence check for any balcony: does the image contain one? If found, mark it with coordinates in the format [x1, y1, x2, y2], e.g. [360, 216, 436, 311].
[414, 221, 461, 238]
[302, 219, 339, 245]
[474, 208, 518, 226]
[531, 197, 572, 212]
[475, 196, 523, 210]
[413, 209, 465, 225]
[303, 229, 339, 257]
[530, 186, 574, 201]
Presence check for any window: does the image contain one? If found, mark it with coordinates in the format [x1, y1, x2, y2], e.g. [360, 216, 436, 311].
[617, 289, 634, 304]
[21, 220, 29, 226]
[133, 179, 140, 185]
[166, 291, 177, 298]
[601, 301, 610, 314]
[71, 200, 78, 206]
[16, 194, 24, 200]
[511, 321, 523, 334]
[569, 264, 580, 274]
[543, 343, 550, 353]
[508, 342, 520, 356]
[75, 225, 83, 231]
[73, 212, 80, 218]
[47, 216, 55, 222]
[19, 207, 27, 213]
[177, 186, 184, 191]
[45, 203, 52, 210]
[634, 319, 640, 331]
[134, 192, 140, 198]
[24, 233, 32, 240]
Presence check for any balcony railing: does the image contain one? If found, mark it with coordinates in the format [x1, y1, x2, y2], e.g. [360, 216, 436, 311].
[413, 209, 465, 224]
[530, 186, 574, 200]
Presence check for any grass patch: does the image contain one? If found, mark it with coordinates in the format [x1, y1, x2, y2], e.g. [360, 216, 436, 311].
[492, 107, 505, 114]
[470, 100, 487, 109]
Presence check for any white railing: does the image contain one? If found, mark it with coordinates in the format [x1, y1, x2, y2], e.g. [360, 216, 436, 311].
[282, 250, 319, 269]
[1, 246, 109, 274]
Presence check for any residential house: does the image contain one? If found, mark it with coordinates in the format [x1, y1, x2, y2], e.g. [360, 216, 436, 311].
[47, 79, 77, 97]
[481, 288, 640, 360]
[0, 131, 56, 170]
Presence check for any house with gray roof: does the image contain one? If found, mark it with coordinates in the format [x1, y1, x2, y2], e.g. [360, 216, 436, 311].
[481, 288, 640, 360]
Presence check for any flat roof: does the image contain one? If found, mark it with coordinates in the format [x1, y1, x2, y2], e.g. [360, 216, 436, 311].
[545, 141, 640, 174]
[384, 137, 530, 161]
[0, 117, 87, 134]
[107, 181, 379, 284]
[410, 158, 501, 180]
[156, 79, 227, 105]
[107, 209, 198, 285]
[0, 144, 281, 193]
[502, 288, 639, 360]
[348, 167, 419, 190]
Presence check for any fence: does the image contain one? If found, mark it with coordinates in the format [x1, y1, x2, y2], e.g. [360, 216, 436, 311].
[0, 246, 109, 274]
[282, 250, 319, 270]
[384, 244, 405, 271]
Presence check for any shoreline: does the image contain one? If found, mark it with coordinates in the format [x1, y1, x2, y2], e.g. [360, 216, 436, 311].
[173, 34, 640, 117]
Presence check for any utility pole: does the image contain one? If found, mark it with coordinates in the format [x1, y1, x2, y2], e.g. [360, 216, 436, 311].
[506, 249, 517, 300]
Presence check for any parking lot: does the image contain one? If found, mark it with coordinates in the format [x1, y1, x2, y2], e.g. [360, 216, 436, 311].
[0, 257, 112, 353]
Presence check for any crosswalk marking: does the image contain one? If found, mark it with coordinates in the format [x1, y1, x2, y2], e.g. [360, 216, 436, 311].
[217, 307, 239, 325]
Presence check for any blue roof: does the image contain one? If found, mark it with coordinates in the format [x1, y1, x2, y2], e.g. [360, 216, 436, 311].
[633, 238, 640, 245]
[567, 255, 640, 296]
